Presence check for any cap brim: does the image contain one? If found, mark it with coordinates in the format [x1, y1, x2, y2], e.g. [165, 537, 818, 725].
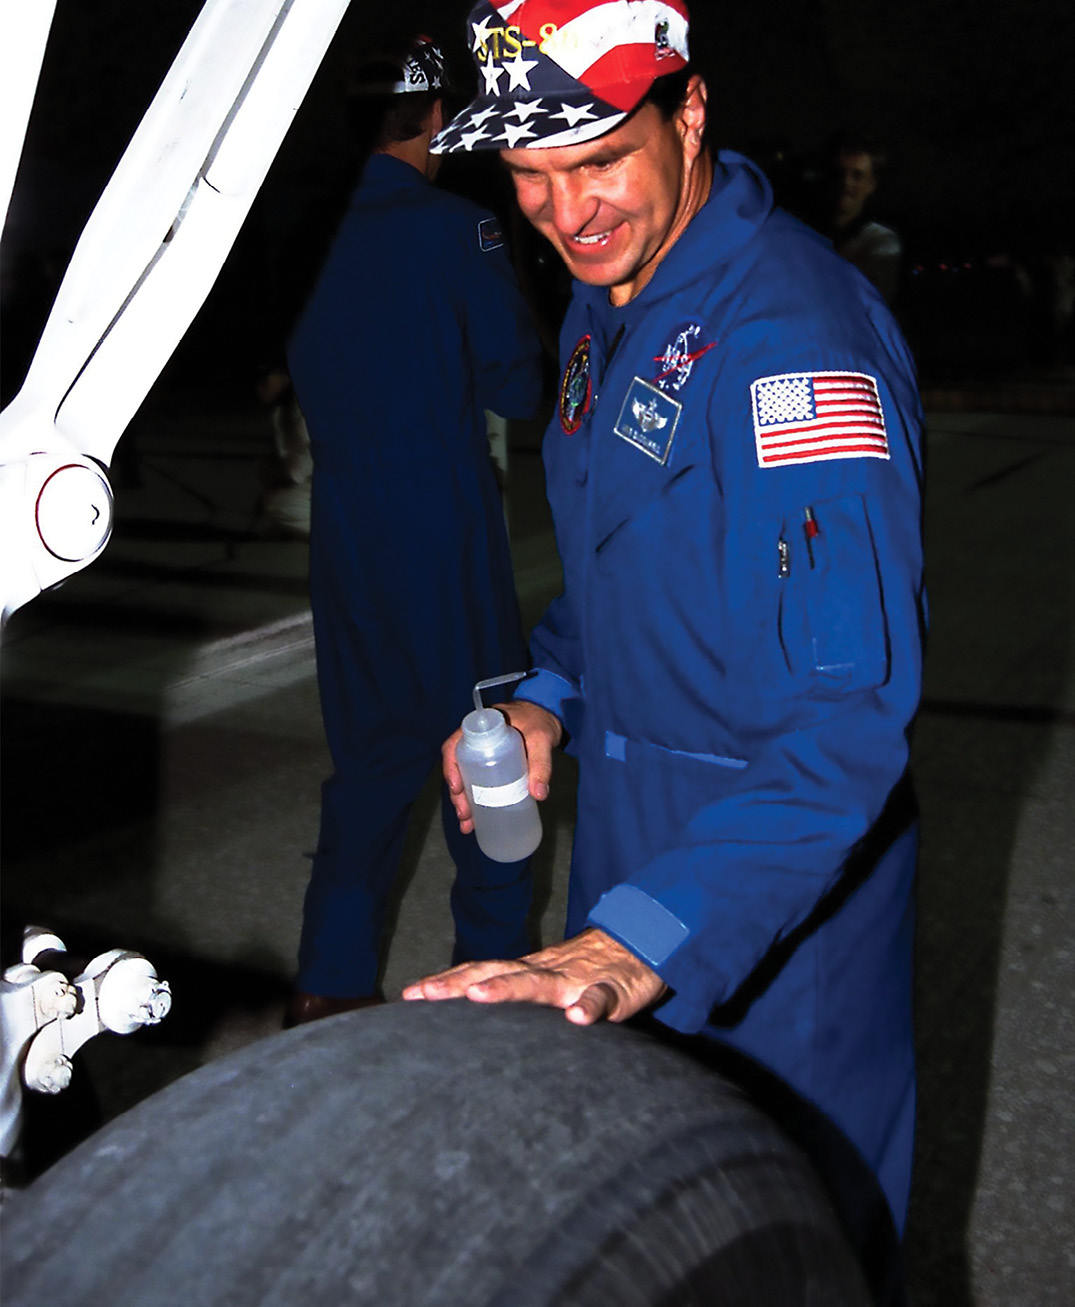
[431, 92, 626, 154]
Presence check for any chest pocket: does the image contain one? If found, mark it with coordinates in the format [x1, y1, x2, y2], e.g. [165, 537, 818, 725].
[778, 493, 889, 694]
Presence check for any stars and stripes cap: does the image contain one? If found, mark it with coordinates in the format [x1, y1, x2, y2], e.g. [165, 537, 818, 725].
[432, 0, 690, 154]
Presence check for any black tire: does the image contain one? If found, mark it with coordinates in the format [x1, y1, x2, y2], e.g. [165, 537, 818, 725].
[2, 1002, 881, 1306]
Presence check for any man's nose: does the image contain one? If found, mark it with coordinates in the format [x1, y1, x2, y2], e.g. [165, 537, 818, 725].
[548, 174, 599, 237]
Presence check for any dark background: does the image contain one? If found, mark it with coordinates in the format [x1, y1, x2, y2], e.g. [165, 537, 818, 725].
[3, 0, 1074, 398]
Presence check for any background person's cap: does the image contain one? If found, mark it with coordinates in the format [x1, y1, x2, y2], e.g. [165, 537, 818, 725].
[351, 35, 450, 96]
[432, 0, 690, 154]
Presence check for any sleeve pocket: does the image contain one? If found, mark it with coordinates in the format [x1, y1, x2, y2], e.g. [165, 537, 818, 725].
[778, 493, 889, 693]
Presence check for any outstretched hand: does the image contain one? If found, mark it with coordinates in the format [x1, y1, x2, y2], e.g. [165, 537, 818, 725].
[443, 698, 562, 834]
[401, 929, 667, 1026]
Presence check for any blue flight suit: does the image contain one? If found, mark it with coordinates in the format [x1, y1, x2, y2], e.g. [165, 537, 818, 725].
[287, 153, 543, 997]
[517, 153, 926, 1229]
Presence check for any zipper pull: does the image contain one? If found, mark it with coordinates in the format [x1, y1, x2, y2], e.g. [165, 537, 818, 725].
[778, 536, 790, 579]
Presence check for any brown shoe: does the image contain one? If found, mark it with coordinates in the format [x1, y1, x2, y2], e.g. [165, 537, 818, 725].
[283, 990, 386, 1029]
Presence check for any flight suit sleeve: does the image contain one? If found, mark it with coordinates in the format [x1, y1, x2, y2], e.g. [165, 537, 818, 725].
[515, 591, 586, 743]
[457, 209, 543, 421]
[587, 345, 927, 1033]
[510, 292, 591, 736]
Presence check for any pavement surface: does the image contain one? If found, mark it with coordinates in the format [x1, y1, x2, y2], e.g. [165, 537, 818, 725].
[1, 371, 1072, 1305]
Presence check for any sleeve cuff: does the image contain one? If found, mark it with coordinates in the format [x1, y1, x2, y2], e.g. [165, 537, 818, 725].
[513, 668, 580, 729]
[587, 884, 715, 1034]
[587, 884, 689, 967]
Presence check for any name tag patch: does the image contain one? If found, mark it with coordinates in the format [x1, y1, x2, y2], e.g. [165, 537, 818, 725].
[614, 377, 681, 464]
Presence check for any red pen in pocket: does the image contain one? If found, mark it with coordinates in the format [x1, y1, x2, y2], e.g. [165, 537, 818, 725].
[803, 505, 819, 569]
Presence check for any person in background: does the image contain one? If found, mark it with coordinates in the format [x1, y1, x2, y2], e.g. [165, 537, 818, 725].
[405, 0, 926, 1237]
[827, 133, 903, 303]
[253, 366, 313, 540]
[285, 35, 544, 1026]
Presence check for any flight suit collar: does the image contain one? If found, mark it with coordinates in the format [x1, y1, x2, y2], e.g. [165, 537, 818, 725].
[359, 152, 431, 194]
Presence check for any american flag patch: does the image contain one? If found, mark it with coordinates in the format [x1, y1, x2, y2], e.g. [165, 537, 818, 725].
[751, 371, 889, 467]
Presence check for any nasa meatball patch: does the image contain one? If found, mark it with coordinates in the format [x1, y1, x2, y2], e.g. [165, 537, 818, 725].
[751, 371, 889, 467]
[652, 321, 718, 394]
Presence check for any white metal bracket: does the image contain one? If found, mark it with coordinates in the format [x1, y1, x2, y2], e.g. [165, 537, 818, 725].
[1, 927, 171, 1160]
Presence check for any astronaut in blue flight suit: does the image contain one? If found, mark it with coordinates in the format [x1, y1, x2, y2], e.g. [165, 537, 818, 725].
[284, 38, 543, 1024]
[403, 0, 926, 1233]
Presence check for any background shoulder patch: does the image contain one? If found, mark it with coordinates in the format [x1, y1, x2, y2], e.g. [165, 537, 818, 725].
[478, 217, 504, 252]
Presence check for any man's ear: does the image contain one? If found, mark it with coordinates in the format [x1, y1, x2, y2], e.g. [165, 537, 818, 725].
[425, 99, 445, 179]
[430, 97, 445, 137]
[679, 74, 708, 159]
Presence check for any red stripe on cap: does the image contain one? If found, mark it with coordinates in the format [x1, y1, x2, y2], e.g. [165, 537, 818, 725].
[582, 43, 687, 111]
[509, 0, 691, 111]
[509, 0, 690, 28]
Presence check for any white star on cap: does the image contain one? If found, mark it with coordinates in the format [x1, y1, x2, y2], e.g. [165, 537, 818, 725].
[470, 104, 500, 127]
[502, 52, 539, 92]
[505, 99, 547, 122]
[471, 15, 496, 52]
[460, 125, 493, 151]
[481, 60, 506, 96]
[498, 120, 538, 148]
[551, 102, 598, 128]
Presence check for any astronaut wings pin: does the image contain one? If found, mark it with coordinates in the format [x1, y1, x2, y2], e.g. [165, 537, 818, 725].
[614, 377, 681, 464]
[632, 394, 668, 432]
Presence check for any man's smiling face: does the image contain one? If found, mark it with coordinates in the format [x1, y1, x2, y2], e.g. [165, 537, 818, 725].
[502, 78, 709, 306]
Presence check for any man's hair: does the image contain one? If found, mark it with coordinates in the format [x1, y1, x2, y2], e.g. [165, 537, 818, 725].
[345, 89, 439, 155]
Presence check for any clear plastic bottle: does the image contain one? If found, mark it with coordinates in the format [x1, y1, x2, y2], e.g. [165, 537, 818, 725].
[456, 708, 542, 862]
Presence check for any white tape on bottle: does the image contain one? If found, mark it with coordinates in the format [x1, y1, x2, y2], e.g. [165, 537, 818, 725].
[471, 777, 530, 808]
